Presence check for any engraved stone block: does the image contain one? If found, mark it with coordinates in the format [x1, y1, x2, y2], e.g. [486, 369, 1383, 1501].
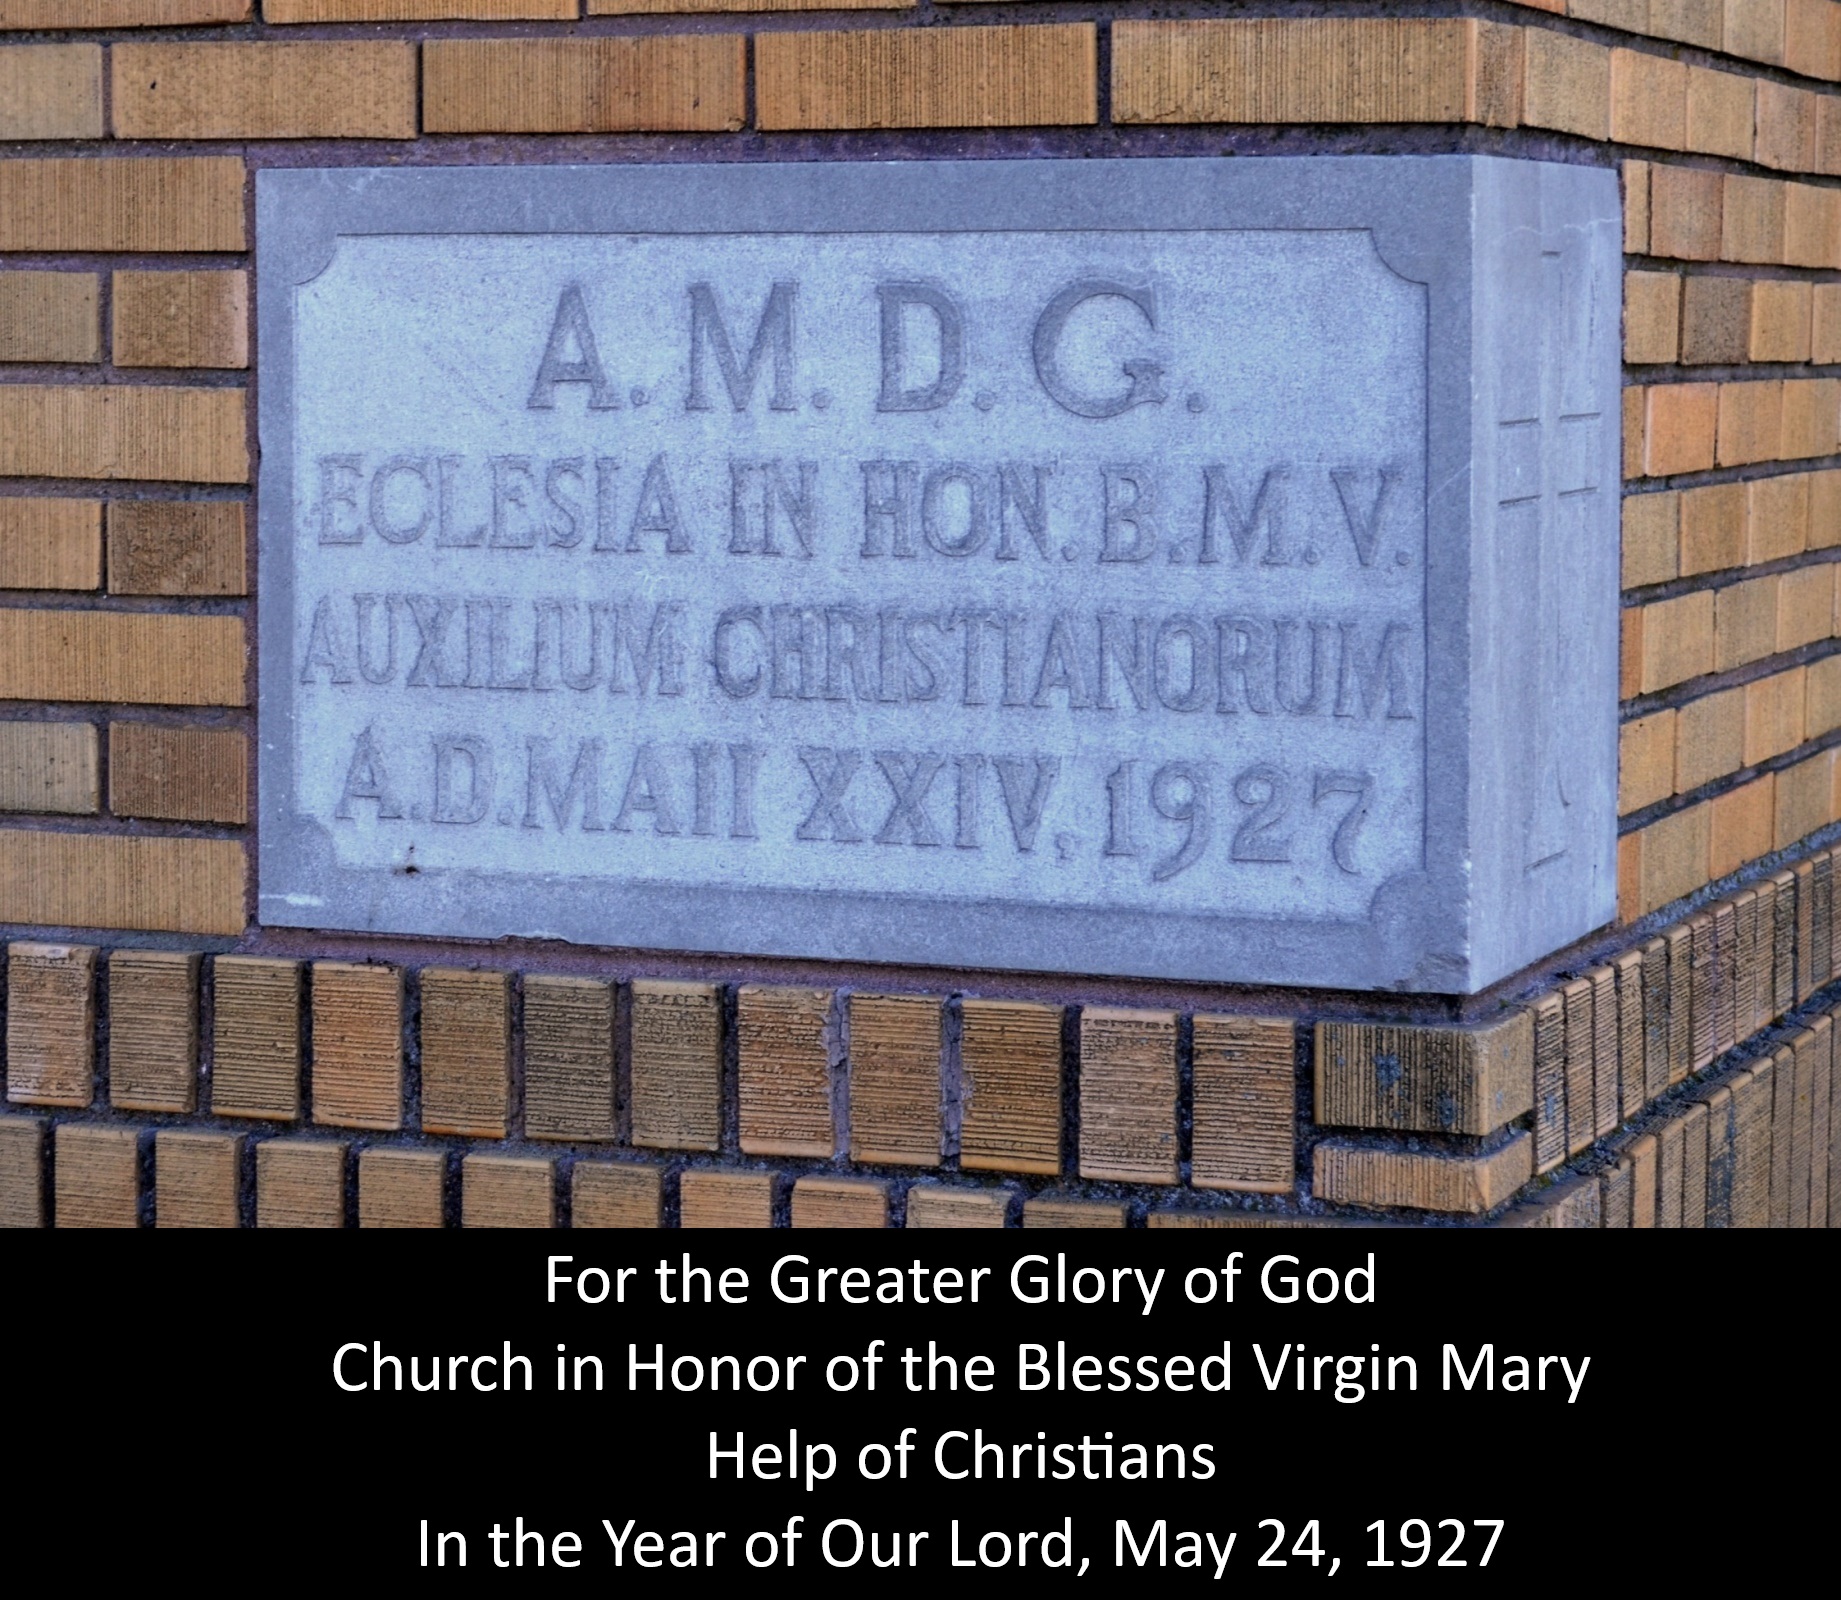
[258, 158, 1620, 993]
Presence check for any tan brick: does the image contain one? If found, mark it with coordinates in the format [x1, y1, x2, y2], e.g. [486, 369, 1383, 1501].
[1714, 574, 1780, 670]
[1710, 775, 1777, 878]
[1622, 490, 1679, 588]
[1680, 479, 1748, 574]
[1640, 589, 1715, 690]
[462, 1153, 553, 1228]
[114, 42, 415, 140]
[1718, 379, 1785, 466]
[108, 949, 197, 1113]
[108, 724, 246, 826]
[425, 37, 747, 134]
[1523, 29, 1609, 139]
[1621, 709, 1677, 812]
[1680, 275, 1751, 366]
[211, 957, 302, 1121]
[255, 1138, 344, 1227]
[419, 967, 510, 1138]
[54, 1123, 138, 1228]
[1676, 686, 1746, 791]
[1650, 164, 1723, 260]
[270, 0, 574, 17]
[906, 1186, 1010, 1228]
[0, 385, 246, 485]
[0, 45, 102, 141]
[1651, 0, 1725, 48]
[1756, 81, 1820, 173]
[571, 1162, 661, 1228]
[0, 272, 99, 363]
[1559, 976, 1597, 1153]
[1572, 0, 1647, 29]
[1622, 608, 1645, 701]
[1625, 159, 1651, 254]
[0, 831, 244, 936]
[1722, 174, 1787, 264]
[1779, 561, 1835, 649]
[1315, 1011, 1529, 1139]
[0, 1116, 45, 1228]
[0, 611, 244, 707]
[1497, 1170, 1603, 1227]
[1623, 803, 1712, 917]
[1610, 48, 1688, 150]
[1643, 383, 1718, 476]
[1078, 1006, 1177, 1183]
[1023, 1196, 1127, 1227]
[105, 502, 244, 599]
[0, 2, 249, 23]
[0, 158, 245, 254]
[5, 942, 94, 1108]
[959, 997, 1061, 1176]
[1624, 387, 1647, 485]
[1784, 378, 1841, 462]
[0, 723, 97, 816]
[1808, 650, 1841, 734]
[311, 962, 402, 1131]
[1624, 271, 1680, 366]
[1752, 279, 1815, 361]
[679, 1168, 774, 1228]
[630, 979, 721, 1153]
[762, 23, 1096, 129]
[1809, 468, 1841, 546]
[1820, 95, 1841, 175]
[1683, 64, 1755, 160]
[791, 1175, 888, 1228]
[848, 992, 941, 1166]
[1748, 667, 1808, 764]
[522, 975, 614, 1141]
[1110, 19, 1503, 127]
[1786, 0, 1841, 77]
[155, 1129, 238, 1228]
[1777, 748, 1835, 845]
[1727, 0, 1788, 65]
[1784, 182, 1841, 267]
[1749, 472, 1810, 564]
[0, 499, 101, 591]
[358, 1147, 443, 1228]
[1311, 1132, 1532, 1214]
[111, 272, 247, 372]
[1192, 1014, 1294, 1191]
[737, 985, 834, 1159]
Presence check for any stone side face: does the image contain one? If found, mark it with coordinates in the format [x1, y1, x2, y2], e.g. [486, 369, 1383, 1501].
[3, 2, 1840, 1225]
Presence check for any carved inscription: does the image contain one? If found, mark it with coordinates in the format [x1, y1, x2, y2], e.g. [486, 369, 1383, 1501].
[289, 229, 1427, 923]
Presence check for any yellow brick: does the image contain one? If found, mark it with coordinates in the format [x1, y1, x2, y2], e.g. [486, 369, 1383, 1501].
[0, 723, 97, 816]
[0, 45, 102, 140]
[5, 942, 95, 1108]
[630, 979, 722, 1153]
[1786, 0, 1841, 78]
[1717, 379, 1785, 466]
[1747, 667, 1808, 763]
[357, 1147, 443, 1228]
[1711, 776, 1778, 877]
[0, 499, 100, 591]
[0, 385, 246, 484]
[1623, 490, 1680, 588]
[1621, 709, 1677, 812]
[762, 23, 1096, 129]
[418, 967, 510, 1138]
[1784, 182, 1841, 267]
[311, 961, 402, 1131]
[571, 1162, 661, 1228]
[1625, 272, 1680, 366]
[1683, 64, 1754, 160]
[1726, 0, 1788, 66]
[1192, 1014, 1295, 1189]
[108, 949, 198, 1113]
[211, 957, 303, 1121]
[1625, 159, 1651, 254]
[54, 1123, 139, 1228]
[1751, 279, 1814, 361]
[0, 1116, 45, 1229]
[1807, 650, 1841, 734]
[1023, 1196, 1127, 1227]
[0, 831, 243, 935]
[1110, 19, 1500, 127]
[1715, 574, 1780, 669]
[0, 158, 245, 253]
[959, 997, 1062, 1175]
[1756, 80, 1820, 173]
[0, 3, 249, 22]
[1621, 604, 1643, 698]
[791, 1175, 888, 1228]
[1809, 467, 1841, 546]
[1311, 1132, 1532, 1213]
[849, 993, 941, 1166]
[109, 723, 247, 825]
[270, 1, 574, 16]
[255, 1139, 344, 1228]
[1640, 589, 1715, 690]
[112, 271, 247, 370]
[107, 502, 246, 599]
[1523, 29, 1609, 139]
[1625, 387, 1647, 484]
[1315, 1013, 1529, 1136]
[1611, 48, 1688, 150]
[1649, 164, 1724, 261]
[1777, 748, 1835, 845]
[1815, 284, 1841, 360]
[1572, 0, 1647, 27]
[679, 1168, 774, 1228]
[522, 975, 614, 1142]
[905, 1186, 1011, 1228]
[1626, 802, 1712, 917]
[1680, 480, 1748, 575]
[1675, 686, 1746, 791]
[425, 37, 747, 134]
[0, 611, 244, 706]
[1783, 377, 1841, 460]
[1680, 274, 1752, 365]
[462, 1154, 553, 1228]
[155, 1129, 238, 1228]
[0, 272, 99, 363]
[113, 42, 416, 140]
[1779, 561, 1835, 650]
[1079, 1007, 1178, 1183]
[1644, 383, 1719, 476]
[1651, 0, 1725, 48]
[737, 985, 833, 1158]
[1722, 174, 1787, 264]
[594, 0, 903, 9]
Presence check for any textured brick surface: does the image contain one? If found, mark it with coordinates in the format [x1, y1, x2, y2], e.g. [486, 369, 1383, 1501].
[113, 272, 248, 371]
[0, 385, 247, 484]
[1685, 63, 1755, 160]
[0, 830, 242, 934]
[0, 611, 245, 706]
[1648, 164, 1722, 261]
[0, 1116, 45, 1228]
[1316, 1012, 1531, 1136]
[5, 942, 94, 1107]
[1619, 710, 1675, 813]
[630, 980, 722, 1152]
[108, 949, 198, 1113]
[1531, 990, 1567, 1171]
[679, 1168, 774, 1228]
[572, 1161, 660, 1228]
[1023, 1197, 1127, 1227]
[1312, 1133, 1534, 1213]
[0, 45, 101, 140]
[1523, 29, 1610, 139]
[0, 723, 98, 816]
[1191, 1014, 1293, 1191]
[155, 1129, 238, 1227]
[738, 985, 834, 1159]
[418, 967, 510, 1138]
[593, 0, 898, 10]
[1610, 48, 1687, 150]
[0, 499, 101, 591]
[1561, 976, 1597, 1154]
[759, 24, 1097, 130]
[848, 993, 941, 1166]
[0, 158, 245, 253]
[0, 271, 99, 363]
[114, 43, 416, 140]
[55, 1123, 140, 1228]
[270, 0, 573, 16]
[425, 37, 747, 133]
[1624, 270, 1681, 364]
[1079, 1008, 1178, 1183]
[106, 503, 245, 599]
[109, 724, 247, 825]
[256, 1138, 345, 1227]
[906, 1186, 1010, 1228]
[0, 2, 249, 21]
[212, 957, 302, 1120]
[311, 962, 402, 1131]
[522, 975, 614, 1141]
[358, 1146, 443, 1228]
[959, 997, 1061, 1176]
[463, 1154, 553, 1228]
[791, 1175, 888, 1228]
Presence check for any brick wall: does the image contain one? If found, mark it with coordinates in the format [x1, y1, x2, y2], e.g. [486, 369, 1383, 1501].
[3, 0, 1839, 1227]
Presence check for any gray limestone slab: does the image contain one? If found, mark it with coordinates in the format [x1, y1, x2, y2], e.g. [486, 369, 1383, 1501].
[256, 156, 1621, 993]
